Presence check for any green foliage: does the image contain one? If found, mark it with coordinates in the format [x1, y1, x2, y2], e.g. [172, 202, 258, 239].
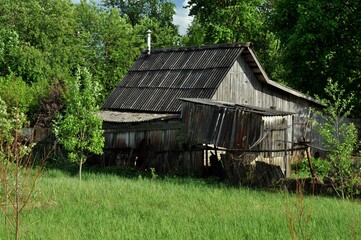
[53, 67, 104, 181]
[0, 0, 78, 82]
[101, 0, 179, 50]
[312, 80, 360, 199]
[292, 158, 331, 178]
[75, 2, 144, 101]
[184, 0, 278, 75]
[0, 98, 43, 240]
[150, 167, 158, 180]
[187, 0, 265, 43]
[0, 0, 150, 119]
[269, 0, 361, 108]
[0, 98, 30, 158]
[101, 0, 176, 27]
[180, 16, 205, 46]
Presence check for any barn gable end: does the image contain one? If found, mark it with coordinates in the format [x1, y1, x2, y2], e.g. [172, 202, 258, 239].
[213, 53, 321, 116]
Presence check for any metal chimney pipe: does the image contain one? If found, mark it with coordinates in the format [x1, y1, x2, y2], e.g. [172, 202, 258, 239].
[147, 29, 151, 55]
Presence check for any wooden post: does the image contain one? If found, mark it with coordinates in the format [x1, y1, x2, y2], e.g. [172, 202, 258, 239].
[205, 144, 208, 167]
[291, 115, 295, 155]
[284, 128, 291, 177]
[303, 137, 317, 180]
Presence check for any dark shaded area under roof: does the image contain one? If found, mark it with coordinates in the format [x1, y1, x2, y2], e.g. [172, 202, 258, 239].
[103, 43, 247, 113]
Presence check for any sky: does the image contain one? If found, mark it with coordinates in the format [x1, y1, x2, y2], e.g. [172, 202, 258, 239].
[71, 0, 193, 35]
[172, 0, 193, 35]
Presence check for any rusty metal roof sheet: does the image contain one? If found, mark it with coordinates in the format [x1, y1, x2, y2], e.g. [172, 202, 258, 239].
[99, 111, 180, 123]
[103, 43, 247, 113]
[180, 98, 294, 116]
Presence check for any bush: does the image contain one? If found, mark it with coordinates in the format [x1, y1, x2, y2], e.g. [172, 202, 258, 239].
[292, 157, 331, 178]
[312, 79, 360, 199]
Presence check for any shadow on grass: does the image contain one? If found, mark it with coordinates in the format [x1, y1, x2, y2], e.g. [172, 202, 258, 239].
[44, 158, 142, 179]
[42, 156, 236, 190]
[42, 156, 295, 194]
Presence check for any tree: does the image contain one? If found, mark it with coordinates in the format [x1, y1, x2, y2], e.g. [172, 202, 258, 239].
[186, 0, 264, 43]
[180, 17, 205, 46]
[0, 98, 46, 240]
[101, 0, 175, 26]
[53, 67, 104, 182]
[134, 17, 179, 48]
[312, 79, 360, 199]
[36, 80, 66, 128]
[0, 0, 80, 84]
[101, 0, 179, 49]
[184, 0, 278, 75]
[75, 1, 144, 101]
[0, 0, 148, 118]
[269, 0, 361, 109]
[0, 0, 82, 119]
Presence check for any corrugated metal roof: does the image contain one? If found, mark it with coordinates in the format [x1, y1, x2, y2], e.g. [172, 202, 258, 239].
[103, 42, 323, 113]
[180, 98, 293, 116]
[103, 43, 246, 113]
[99, 111, 180, 123]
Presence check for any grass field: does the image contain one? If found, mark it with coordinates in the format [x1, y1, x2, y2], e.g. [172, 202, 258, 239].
[1, 167, 360, 239]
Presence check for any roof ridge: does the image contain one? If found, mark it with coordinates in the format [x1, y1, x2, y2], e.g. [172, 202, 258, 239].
[143, 42, 250, 54]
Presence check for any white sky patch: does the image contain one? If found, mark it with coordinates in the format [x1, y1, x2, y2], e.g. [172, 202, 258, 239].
[173, 0, 193, 36]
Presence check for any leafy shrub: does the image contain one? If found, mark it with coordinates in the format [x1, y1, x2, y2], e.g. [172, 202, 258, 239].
[292, 157, 331, 178]
[312, 79, 360, 199]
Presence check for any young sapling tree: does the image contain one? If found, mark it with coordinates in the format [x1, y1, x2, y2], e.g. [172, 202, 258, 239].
[312, 79, 360, 199]
[0, 98, 48, 240]
[53, 67, 104, 182]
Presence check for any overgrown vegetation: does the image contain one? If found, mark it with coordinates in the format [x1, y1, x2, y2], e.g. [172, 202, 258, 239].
[0, 169, 359, 239]
[0, 0, 360, 238]
[285, 183, 314, 240]
[292, 157, 331, 179]
[312, 80, 360, 199]
[0, 98, 46, 240]
[53, 68, 104, 182]
[269, 0, 361, 109]
[0, 0, 179, 120]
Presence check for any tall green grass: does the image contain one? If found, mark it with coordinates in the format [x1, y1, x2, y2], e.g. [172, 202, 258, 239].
[1, 169, 360, 239]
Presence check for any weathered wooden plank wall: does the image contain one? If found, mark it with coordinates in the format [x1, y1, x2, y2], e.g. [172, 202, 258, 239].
[182, 102, 264, 149]
[181, 100, 294, 175]
[102, 119, 205, 174]
[213, 56, 312, 114]
[182, 101, 292, 150]
[103, 120, 182, 172]
[212, 55, 321, 148]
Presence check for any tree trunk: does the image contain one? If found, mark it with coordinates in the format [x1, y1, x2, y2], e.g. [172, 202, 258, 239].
[305, 147, 317, 179]
[15, 157, 20, 240]
[79, 158, 83, 183]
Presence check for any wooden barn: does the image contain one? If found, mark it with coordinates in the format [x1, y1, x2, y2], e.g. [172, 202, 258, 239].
[180, 98, 297, 177]
[101, 43, 323, 175]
